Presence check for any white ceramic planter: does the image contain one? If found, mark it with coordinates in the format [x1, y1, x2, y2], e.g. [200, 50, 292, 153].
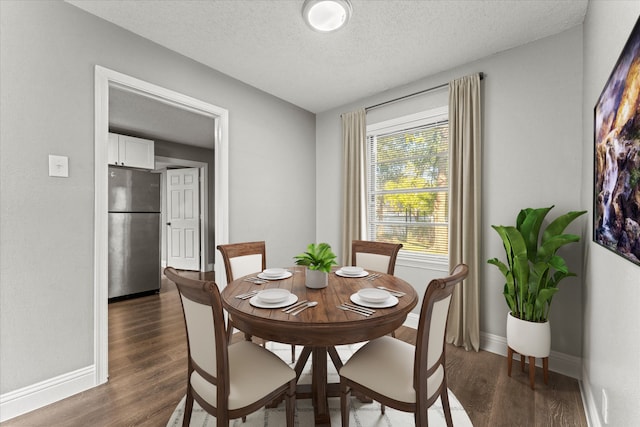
[506, 312, 551, 358]
[305, 268, 328, 289]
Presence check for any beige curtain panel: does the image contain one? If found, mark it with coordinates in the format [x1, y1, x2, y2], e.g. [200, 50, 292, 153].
[341, 109, 367, 266]
[447, 74, 482, 352]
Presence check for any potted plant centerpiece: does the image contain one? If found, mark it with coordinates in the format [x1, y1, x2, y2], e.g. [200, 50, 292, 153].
[294, 242, 337, 289]
[488, 206, 586, 361]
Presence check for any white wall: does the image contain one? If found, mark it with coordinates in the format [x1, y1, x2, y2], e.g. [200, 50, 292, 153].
[0, 0, 315, 400]
[582, 2, 640, 426]
[316, 26, 586, 359]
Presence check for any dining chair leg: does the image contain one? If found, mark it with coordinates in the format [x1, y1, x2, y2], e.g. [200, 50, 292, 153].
[441, 384, 453, 427]
[291, 345, 296, 364]
[285, 379, 296, 427]
[218, 413, 229, 426]
[182, 391, 194, 427]
[340, 380, 350, 427]
[414, 409, 426, 427]
[380, 403, 386, 414]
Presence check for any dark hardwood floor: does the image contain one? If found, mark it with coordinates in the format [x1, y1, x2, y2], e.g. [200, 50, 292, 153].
[2, 273, 587, 426]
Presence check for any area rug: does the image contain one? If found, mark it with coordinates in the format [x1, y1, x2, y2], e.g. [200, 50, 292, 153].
[167, 342, 473, 426]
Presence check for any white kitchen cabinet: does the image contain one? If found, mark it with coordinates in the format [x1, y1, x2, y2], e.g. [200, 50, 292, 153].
[107, 133, 120, 165]
[108, 133, 155, 169]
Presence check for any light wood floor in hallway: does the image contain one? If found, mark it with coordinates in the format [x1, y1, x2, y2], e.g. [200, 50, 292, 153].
[2, 273, 588, 427]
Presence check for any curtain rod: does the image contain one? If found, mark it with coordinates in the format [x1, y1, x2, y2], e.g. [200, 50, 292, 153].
[365, 72, 484, 112]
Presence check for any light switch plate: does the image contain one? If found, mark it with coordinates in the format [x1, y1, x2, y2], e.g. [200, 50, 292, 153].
[49, 155, 69, 177]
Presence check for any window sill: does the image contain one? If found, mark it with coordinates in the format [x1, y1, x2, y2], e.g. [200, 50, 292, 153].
[396, 251, 449, 272]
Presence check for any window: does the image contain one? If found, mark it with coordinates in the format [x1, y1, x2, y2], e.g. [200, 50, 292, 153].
[366, 107, 449, 260]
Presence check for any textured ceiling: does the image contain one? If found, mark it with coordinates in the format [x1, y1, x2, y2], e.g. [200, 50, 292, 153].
[67, 0, 588, 114]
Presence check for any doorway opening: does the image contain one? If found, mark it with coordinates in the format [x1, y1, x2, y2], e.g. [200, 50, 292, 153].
[155, 156, 210, 271]
[94, 66, 229, 385]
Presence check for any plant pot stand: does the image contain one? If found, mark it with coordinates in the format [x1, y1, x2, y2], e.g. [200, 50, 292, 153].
[507, 346, 549, 390]
[506, 313, 551, 390]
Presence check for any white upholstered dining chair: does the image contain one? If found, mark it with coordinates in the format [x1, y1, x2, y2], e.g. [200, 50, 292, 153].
[217, 241, 267, 285]
[339, 264, 469, 427]
[164, 267, 296, 427]
[351, 239, 404, 337]
[351, 240, 403, 275]
[217, 241, 296, 363]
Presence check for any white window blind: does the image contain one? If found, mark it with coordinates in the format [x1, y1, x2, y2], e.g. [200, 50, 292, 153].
[366, 109, 449, 257]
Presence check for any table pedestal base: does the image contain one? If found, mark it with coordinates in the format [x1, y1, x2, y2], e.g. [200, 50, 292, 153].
[311, 347, 331, 425]
[290, 346, 371, 426]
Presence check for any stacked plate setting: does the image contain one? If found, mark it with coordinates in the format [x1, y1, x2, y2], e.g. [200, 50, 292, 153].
[257, 288, 290, 303]
[351, 287, 398, 308]
[336, 266, 368, 278]
[250, 288, 297, 308]
[258, 268, 292, 280]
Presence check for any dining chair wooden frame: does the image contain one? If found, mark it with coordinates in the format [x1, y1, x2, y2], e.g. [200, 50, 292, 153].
[339, 264, 469, 427]
[217, 241, 267, 285]
[351, 239, 403, 337]
[351, 240, 403, 275]
[217, 241, 296, 363]
[164, 267, 296, 427]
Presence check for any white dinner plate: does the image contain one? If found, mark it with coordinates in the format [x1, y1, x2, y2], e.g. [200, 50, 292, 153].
[256, 288, 291, 304]
[262, 268, 288, 278]
[350, 293, 398, 308]
[257, 271, 293, 280]
[358, 288, 391, 303]
[250, 293, 298, 309]
[340, 266, 364, 275]
[335, 269, 369, 278]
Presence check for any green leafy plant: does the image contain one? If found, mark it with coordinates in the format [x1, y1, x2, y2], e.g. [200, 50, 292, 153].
[294, 243, 337, 273]
[488, 206, 587, 323]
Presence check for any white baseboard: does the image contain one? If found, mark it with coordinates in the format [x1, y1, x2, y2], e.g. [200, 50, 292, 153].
[579, 367, 602, 427]
[0, 365, 96, 422]
[403, 312, 420, 329]
[480, 331, 582, 379]
[402, 316, 582, 379]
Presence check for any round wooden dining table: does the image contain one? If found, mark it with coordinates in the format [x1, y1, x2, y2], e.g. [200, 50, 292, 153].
[220, 266, 418, 426]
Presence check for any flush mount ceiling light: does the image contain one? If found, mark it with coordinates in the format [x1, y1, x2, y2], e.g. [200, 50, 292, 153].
[302, 0, 352, 33]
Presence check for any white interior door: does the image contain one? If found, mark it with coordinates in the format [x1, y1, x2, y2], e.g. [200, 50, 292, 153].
[167, 168, 200, 270]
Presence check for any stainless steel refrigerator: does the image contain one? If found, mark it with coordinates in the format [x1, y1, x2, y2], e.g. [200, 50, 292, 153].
[108, 166, 161, 299]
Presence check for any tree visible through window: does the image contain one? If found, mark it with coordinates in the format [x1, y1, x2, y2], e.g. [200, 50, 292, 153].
[366, 108, 448, 257]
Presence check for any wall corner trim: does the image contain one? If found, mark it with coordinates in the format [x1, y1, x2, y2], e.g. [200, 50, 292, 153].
[580, 367, 603, 427]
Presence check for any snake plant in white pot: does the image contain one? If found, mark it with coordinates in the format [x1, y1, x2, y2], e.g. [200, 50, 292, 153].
[294, 243, 337, 289]
[488, 206, 586, 358]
